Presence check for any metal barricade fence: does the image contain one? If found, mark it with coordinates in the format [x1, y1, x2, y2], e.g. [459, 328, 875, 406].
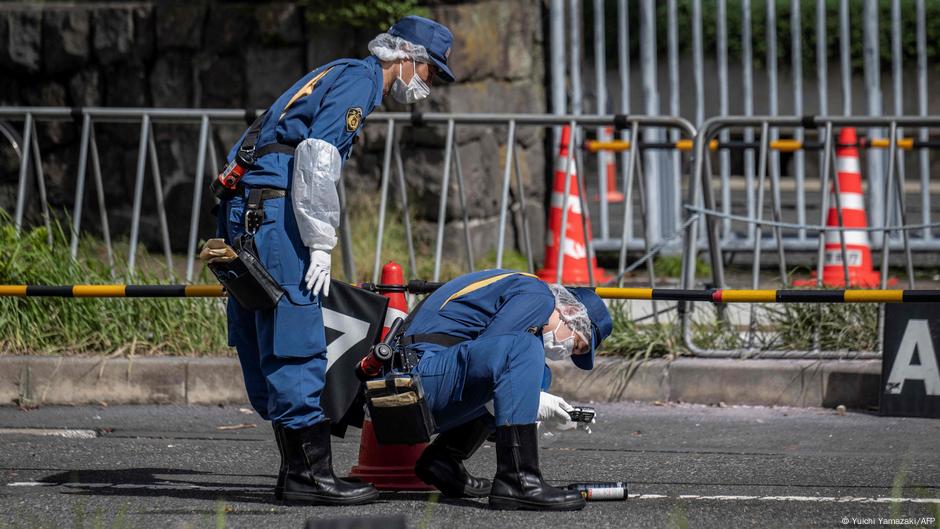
[680, 115, 940, 359]
[551, 1, 939, 260]
[0, 107, 695, 304]
[366, 113, 696, 288]
[5, 106, 938, 360]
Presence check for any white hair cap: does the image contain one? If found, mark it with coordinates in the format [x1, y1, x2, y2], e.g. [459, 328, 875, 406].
[546, 283, 592, 343]
[368, 32, 431, 63]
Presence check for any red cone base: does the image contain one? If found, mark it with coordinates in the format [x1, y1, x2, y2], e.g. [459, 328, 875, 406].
[348, 420, 434, 491]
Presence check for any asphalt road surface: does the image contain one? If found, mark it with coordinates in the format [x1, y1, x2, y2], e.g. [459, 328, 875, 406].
[0, 402, 937, 529]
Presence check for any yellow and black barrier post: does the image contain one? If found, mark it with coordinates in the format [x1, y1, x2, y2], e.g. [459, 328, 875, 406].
[2, 284, 939, 303]
[583, 137, 939, 153]
[0, 284, 224, 298]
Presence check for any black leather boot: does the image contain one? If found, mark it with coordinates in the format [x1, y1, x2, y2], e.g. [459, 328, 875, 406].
[281, 420, 379, 505]
[414, 416, 492, 497]
[488, 423, 586, 511]
[273, 423, 287, 500]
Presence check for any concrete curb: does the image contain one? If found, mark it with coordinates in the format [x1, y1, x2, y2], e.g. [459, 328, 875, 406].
[0, 356, 248, 406]
[549, 357, 881, 409]
[0, 356, 881, 409]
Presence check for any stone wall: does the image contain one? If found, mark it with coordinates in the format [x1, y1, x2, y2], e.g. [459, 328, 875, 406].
[0, 1, 547, 268]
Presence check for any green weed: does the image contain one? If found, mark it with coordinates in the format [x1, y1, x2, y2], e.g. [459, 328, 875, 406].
[0, 211, 227, 356]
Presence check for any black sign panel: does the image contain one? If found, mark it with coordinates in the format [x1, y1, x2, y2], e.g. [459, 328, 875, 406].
[320, 280, 389, 428]
[880, 303, 940, 418]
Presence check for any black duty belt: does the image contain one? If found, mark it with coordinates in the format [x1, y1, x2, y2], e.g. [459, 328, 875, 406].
[236, 186, 286, 202]
[401, 333, 466, 348]
[244, 187, 286, 234]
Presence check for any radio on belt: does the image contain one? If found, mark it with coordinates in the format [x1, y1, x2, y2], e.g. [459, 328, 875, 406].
[564, 481, 628, 501]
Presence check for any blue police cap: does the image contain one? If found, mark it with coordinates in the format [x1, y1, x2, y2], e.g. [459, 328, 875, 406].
[566, 287, 613, 370]
[388, 15, 456, 83]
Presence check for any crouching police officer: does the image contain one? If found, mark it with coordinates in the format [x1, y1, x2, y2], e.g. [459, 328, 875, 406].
[401, 270, 613, 510]
[215, 16, 456, 505]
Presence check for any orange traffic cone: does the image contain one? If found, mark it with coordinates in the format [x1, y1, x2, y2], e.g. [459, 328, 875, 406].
[795, 127, 894, 287]
[537, 125, 610, 285]
[348, 261, 434, 491]
[594, 127, 624, 203]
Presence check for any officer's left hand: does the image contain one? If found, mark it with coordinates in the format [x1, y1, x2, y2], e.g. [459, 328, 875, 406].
[305, 249, 332, 297]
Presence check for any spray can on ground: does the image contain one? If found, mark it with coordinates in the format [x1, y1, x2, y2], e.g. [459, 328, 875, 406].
[564, 481, 628, 501]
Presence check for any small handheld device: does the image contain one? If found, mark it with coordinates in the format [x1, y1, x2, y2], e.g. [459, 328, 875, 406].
[567, 406, 596, 424]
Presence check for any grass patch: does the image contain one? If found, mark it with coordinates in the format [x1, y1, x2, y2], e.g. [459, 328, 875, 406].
[760, 302, 879, 352]
[601, 294, 878, 359]
[653, 254, 711, 279]
[0, 212, 227, 356]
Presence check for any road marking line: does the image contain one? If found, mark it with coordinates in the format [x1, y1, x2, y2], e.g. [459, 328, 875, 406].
[627, 493, 940, 504]
[0, 428, 97, 439]
[6, 482, 55, 487]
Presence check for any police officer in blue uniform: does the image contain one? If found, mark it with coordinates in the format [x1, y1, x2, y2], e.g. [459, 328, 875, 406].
[216, 16, 456, 505]
[402, 269, 613, 510]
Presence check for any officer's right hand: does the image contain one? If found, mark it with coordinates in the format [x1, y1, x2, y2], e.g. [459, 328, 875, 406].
[305, 248, 332, 297]
[537, 392, 576, 430]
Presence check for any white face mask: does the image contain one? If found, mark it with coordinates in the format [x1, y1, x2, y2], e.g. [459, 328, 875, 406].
[390, 59, 431, 104]
[543, 321, 575, 361]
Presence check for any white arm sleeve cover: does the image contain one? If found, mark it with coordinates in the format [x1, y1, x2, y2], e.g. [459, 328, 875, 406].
[292, 138, 342, 251]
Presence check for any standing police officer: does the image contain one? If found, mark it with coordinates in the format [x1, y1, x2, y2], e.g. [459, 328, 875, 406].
[216, 16, 456, 505]
[403, 269, 613, 510]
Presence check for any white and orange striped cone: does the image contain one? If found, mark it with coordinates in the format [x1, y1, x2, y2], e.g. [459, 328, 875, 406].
[348, 261, 434, 491]
[537, 125, 610, 285]
[795, 127, 894, 288]
[594, 127, 624, 203]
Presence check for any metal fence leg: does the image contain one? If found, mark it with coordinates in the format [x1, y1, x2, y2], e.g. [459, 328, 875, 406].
[452, 131, 474, 272]
[184, 115, 209, 282]
[393, 142, 417, 279]
[747, 122, 771, 351]
[512, 143, 534, 274]
[814, 122, 835, 352]
[879, 122, 899, 290]
[767, 125, 788, 285]
[13, 113, 33, 234]
[496, 120, 516, 269]
[372, 119, 396, 283]
[89, 124, 114, 275]
[555, 120, 578, 284]
[70, 113, 92, 259]
[617, 122, 640, 287]
[337, 173, 356, 282]
[127, 115, 151, 276]
[29, 120, 53, 247]
[886, 123, 915, 288]
[573, 130, 596, 287]
[147, 121, 174, 277]
[634, 152, 659, 325]
[432, 119, 455, 282]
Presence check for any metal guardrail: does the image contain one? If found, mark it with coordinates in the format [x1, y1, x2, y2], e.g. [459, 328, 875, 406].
[680, 115, 940, 359]
[0, 107, 695, 299]
[364, 113, 696, 287]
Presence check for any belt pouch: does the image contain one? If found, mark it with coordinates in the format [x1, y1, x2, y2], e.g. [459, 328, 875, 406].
[365, 374, 435, 445]
[209, 233, 284, 310]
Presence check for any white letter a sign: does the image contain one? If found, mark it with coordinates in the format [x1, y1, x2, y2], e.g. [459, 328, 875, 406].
[885, 320, 940, 396]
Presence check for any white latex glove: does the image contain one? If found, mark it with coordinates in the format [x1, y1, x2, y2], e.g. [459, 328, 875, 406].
[537, 392, 576, 431]
[305, 249, 331, 297]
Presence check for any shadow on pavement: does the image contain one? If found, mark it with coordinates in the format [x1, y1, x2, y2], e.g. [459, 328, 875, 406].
[34, 468, 488, 508]
[37, 467, 282, 505]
